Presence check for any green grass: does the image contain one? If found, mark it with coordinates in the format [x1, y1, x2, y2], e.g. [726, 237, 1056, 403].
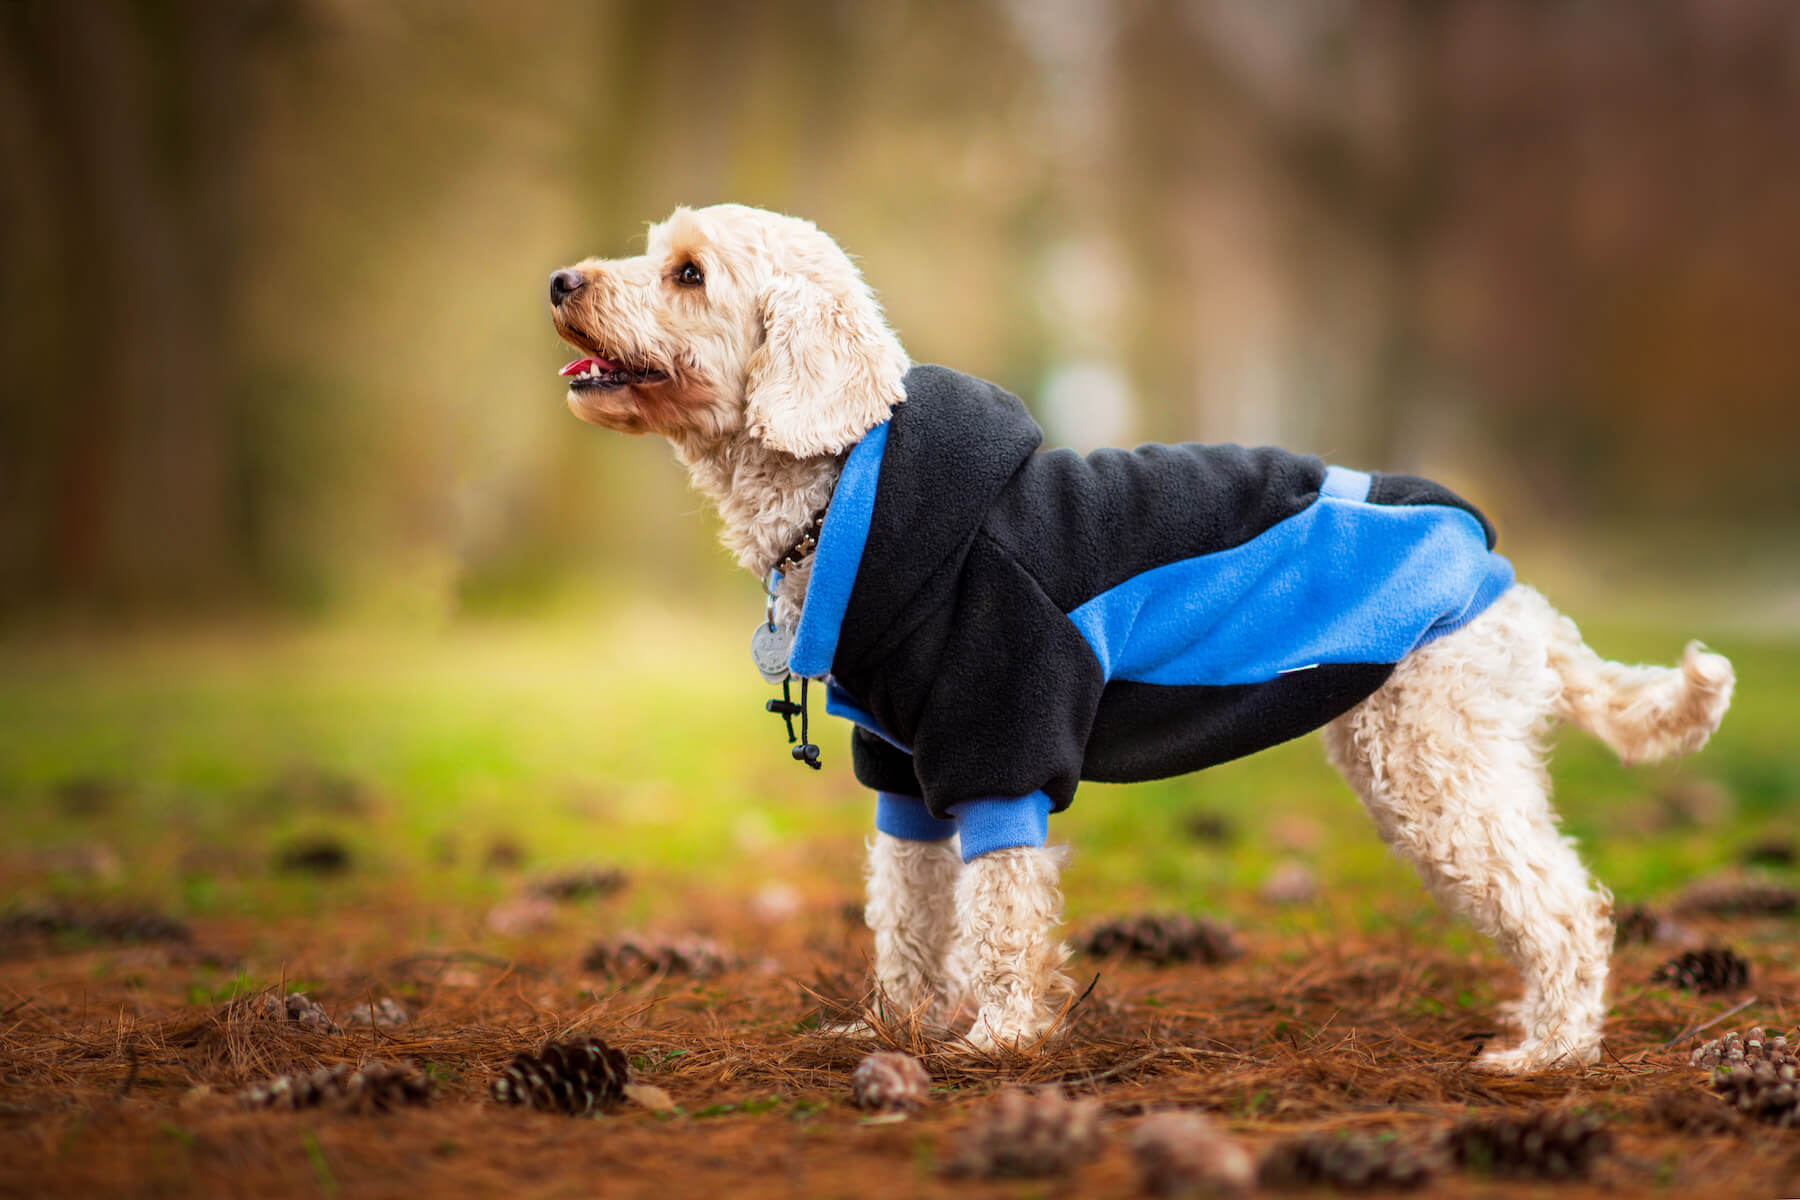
[0, 599, 1794, 926]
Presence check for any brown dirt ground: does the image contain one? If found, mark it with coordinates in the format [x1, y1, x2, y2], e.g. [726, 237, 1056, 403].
[1, 888, 1796, 1200]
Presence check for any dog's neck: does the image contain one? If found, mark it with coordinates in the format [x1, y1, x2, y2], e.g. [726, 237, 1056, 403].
[673, 429, 842, 628]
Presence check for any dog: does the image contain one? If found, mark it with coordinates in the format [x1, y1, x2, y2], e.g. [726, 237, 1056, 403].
[547, 203, 1734, 1072]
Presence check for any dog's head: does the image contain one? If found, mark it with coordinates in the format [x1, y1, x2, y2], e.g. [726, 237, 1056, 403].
[548, 204, 908, 457]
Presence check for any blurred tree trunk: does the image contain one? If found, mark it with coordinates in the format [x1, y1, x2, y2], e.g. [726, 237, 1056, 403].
[1183, 0, 1453, 467]
[1, 0, 254, 610]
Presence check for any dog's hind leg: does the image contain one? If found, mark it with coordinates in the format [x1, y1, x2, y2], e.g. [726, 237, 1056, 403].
[956, 844, 1075, 1051]
[1324, 586, 1614, 1073]
[866, 831, 966, 1030]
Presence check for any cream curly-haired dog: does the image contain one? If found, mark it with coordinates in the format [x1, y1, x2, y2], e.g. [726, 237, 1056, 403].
[547, 203, 1733, 1072]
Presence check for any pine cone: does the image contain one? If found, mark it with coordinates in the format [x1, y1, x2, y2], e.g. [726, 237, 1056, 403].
[1740, 838, 1795, 868]
[582, 934, 732, 980]
[1613, 903, 1669, 946]
[241, 1061, 431, 1113]
[257, 991, 341, 1033]
[945, 1087, 1104, 1178]
[262, 764, 368, 813]
[1182, 813, 1235, 844]
[490, 1037, 631, 1116]
[1259, 861, 1318, 905]
[274, 835, 352, 875]
[1073, 914, 1242, 966]
[55, 774, 123, 815]
[1258, 1131, 1438, 1190]
[484, 837, 525, 870]
[344, 997, 410, 1027]
[83, 907, 193, 943]
[1689, 1026, 1796, 1070]
[1645, 1091, 1742, 1135]
[1443, 1110, 1611, 1180]
[1131, 1112, 1255, 1197]
[1673, 877, 1799, 918]
[1650, 946, 1751, 993]
[1711, 1059, 1800, 1127]
[851, 1051, 931, 1112]
[94, 913, 184, 942]
[0, 903, 191, 945]
[532, 866, 629, 902]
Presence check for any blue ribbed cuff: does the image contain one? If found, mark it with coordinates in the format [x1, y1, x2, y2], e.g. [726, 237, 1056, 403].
[949, 793, 1053, 862]
[874, 791, 957, 843]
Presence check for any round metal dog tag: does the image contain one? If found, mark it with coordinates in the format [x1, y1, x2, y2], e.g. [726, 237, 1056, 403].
[750, 621, 793, 683]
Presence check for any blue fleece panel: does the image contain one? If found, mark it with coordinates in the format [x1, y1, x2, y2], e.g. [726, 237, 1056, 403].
[949, 793, 1053, 861]
[789, 420, 889, 679]
[1065, 492, 1514, 686]
[875, 791, 957, 842]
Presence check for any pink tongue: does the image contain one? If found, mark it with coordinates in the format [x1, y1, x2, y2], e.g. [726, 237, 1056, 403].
[560, 356, 618, 377]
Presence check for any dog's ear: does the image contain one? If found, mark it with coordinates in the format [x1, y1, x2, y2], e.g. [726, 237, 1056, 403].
[744, 273, 907, 458]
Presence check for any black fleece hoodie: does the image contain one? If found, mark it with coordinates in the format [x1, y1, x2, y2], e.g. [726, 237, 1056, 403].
[786, 365, 1513, 821]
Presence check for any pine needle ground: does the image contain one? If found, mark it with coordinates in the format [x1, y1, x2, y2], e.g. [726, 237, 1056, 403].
[1, 884, 1796, 1199]
[2, 618, 1794, 1196]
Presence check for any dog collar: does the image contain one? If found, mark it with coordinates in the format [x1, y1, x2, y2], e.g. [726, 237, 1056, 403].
[773, 510, 827, 576]
[756, 505, 828, 774]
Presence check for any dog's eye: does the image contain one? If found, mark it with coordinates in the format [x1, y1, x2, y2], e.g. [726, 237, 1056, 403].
[675, 262, 704, 288]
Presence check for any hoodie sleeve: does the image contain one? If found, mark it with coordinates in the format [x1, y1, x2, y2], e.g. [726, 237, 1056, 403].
[905, 533, 1105, 819]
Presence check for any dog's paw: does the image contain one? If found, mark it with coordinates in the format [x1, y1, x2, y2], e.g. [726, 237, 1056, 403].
[955, 1025, 1025, 1055]
[815, 1018, 881, 1039]
[954, 1010, 1061, 1055]
[1471, 1037, 1601, 1074]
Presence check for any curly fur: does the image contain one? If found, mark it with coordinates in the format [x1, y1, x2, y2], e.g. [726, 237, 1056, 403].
[549, 203, 1735, 1071]
[955, 845, 1076, 1050]
[865, 833, 966, 1029]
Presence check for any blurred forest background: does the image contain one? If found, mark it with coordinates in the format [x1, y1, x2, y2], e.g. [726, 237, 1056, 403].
[3, 0, 1797, 624]
[3, 26, 1799, 1195]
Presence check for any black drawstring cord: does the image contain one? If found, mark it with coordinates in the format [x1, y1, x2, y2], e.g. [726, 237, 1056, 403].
[765, 677, 821, 769]
[794, 678, 820, 769]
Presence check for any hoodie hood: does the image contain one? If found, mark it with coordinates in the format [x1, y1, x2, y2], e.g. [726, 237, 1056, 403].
[789, 364, 1042, 680]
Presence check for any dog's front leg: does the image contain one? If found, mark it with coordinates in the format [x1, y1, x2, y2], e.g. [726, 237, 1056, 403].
[957, 844, 1074, 1051]
[866, 830, 965, 1030]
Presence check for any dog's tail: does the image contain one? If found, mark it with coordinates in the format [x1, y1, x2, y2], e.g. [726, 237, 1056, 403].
[1547, 609, 1734, 766]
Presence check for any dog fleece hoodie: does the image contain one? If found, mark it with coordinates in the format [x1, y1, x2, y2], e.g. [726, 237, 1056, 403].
[786, 365, 1513, 852]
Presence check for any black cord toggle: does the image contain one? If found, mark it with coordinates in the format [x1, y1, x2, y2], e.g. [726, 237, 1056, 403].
[765, 676, 821, 769]
[765, 682, 801, 741]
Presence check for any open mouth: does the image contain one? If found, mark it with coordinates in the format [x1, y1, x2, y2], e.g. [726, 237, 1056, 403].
[559, 356, 669, 391]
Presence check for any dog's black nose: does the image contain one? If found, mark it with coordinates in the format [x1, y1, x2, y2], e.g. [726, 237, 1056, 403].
[549, 269, 585, 306]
